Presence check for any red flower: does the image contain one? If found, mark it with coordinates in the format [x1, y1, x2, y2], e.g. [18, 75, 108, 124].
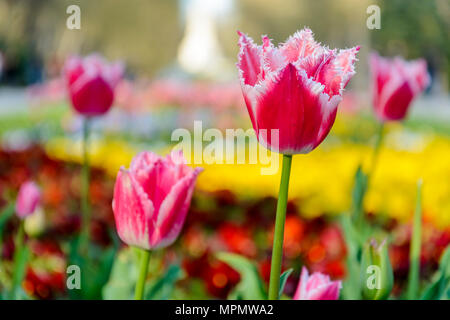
[64, 54, 123, 116]
[370, 52, 429, 121]
[204, 261, 240, 298]
[237, 28, 359, 154]
[218, 223, 256, 257]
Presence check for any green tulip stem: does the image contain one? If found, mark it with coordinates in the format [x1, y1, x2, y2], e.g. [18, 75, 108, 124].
[80, 117, 91, 250]
[407, 180, 423, 300]
[11, 221, 26, 295]
[268, 154, 292, 300]
[135, 248, 151, 300]
[14, 221, 24, 253]
[355, 122, 385, 229]
[368, 122, 385, 184]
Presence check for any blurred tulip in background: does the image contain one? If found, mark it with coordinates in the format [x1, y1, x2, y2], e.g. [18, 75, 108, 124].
[370, 52, 430, 122]
[15, 181, 41, 219]
[64, 54, 124, 116]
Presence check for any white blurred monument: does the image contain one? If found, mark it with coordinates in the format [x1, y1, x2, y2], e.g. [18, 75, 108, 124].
[177, 0, 234, 79]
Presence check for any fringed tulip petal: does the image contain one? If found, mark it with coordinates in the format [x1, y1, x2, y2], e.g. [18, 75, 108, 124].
[237, 28, 359, 154]
[237, 31, 262, 86]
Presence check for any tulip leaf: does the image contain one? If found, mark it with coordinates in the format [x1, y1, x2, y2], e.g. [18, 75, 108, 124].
[341, 164, 380, 300]
[145, 264, 183, 300]
[217, 252, 267, 300]
[420, 245, 450, 300]
[279, 268, 293, 299]
[340, 214, 362, 300]
[0, 203, 15, 241]
[68, 237, 117, 300]
[10, 245, 30, 300]
[103, 247, 138, 300]
[103, 248, 183, 300]
[351, 165, 368, 226]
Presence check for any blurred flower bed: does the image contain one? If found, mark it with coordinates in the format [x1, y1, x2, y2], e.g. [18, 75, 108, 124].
[1, 78, 449, 300]
[43, 115, 450, 229]
[1, 134, 449, 299]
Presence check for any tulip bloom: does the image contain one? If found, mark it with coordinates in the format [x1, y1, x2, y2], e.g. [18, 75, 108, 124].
[112, 150, 202, 250]
[237, 28, 359, 300]
[237, 28, 359, 154]
[370, 52, 429, 122]
[293, 267, 341, 300]
[64, 54, 123, 116]
[16, 181, 41, 219]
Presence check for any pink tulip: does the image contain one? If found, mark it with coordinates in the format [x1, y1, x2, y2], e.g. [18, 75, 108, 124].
[112, 151, 202, 250]
[15, 181, 41, 219]
[237, 28, 359, 154]
[293, 267, 341, 300]
[370, 52, 429, 121]
[64, 54, 124, 116]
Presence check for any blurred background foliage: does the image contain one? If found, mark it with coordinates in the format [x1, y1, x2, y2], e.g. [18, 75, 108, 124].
[0, 0, 448, 91]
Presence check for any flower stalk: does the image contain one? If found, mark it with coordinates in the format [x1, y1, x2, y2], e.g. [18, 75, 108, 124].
[355, 122, 385, 228]
[80, 117, 91, 249]
[135, 248, 151, 300]
[407, 180, 423, 299]
[268, 154, 292, 300]
[369, 122, 385, 177]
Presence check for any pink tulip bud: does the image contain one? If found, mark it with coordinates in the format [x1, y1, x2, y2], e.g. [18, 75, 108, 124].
[370, 52, 429, 122]
[293, 267, 342, 300]
[64, 54, 124, 116]
[237, 29, 359, 154]
[15, 181, 41, 219]
[112, 150, 202, 250]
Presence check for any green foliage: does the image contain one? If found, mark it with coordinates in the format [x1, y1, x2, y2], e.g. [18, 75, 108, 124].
[406, 180, 423, 300]
[9, 245, 31, 300]
[360, 239, 394, 300]
[279, 268, 293, 299]
[373, 0, 450, 88]
[420, 246, 450, 300]
[0, 105, 68, 138]
[0, 203, 15, 241]
[341, 165, 371, 300]
[68, 237, 117, 300]
[351, 166, 368, 228]
[103, 247, 138, 300]
[341, 164, 394, 300]
[145, 264, 183, 300]
[341, 214, 362, 300]
[217, 252, 267, 300]
[103, 247, 183, 300]
[0, 209, 31, 300]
